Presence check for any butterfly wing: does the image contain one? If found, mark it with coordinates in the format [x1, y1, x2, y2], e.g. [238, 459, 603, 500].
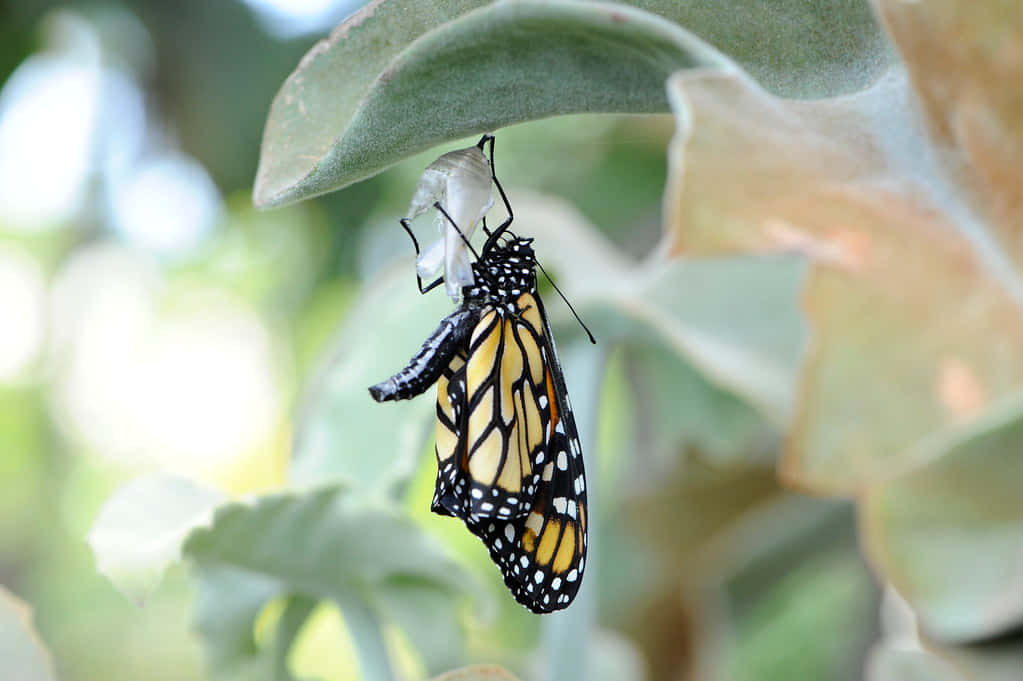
[462, 292, 588, 613]
[432, 349, 469, 517]
[450, 306, 552, 518]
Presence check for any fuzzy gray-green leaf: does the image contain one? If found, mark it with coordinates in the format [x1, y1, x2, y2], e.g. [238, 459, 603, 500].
[185, 487, 475, 681]
[254, 0, 730, 207]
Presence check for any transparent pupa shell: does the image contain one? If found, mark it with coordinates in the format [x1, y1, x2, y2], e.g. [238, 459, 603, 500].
[405, 143, 494, 300]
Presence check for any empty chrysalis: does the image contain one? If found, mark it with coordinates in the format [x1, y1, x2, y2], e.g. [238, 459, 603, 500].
[404, 140, 494, 300]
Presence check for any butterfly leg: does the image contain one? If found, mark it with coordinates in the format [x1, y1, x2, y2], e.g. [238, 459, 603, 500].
[399, 217, 444, 294]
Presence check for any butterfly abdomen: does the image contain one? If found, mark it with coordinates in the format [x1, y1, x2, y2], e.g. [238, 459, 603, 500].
[369, 306, 480, 402]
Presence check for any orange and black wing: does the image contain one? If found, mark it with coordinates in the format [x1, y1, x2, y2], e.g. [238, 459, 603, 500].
[434, 303, 552, 519]
[432, 348, 468, 517]
[457, 293, 588, 613]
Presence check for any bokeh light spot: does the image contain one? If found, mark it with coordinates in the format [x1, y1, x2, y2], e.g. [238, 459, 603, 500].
[107, 153, 223, 257]
[0, 247, 46, 382]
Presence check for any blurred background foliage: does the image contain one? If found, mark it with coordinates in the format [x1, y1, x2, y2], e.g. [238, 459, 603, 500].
[2, 2, 1022, 681]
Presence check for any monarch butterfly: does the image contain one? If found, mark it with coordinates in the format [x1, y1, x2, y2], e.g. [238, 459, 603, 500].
[369, 136, 591, 613]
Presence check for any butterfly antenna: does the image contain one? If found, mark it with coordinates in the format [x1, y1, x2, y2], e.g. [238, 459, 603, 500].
[534, 259, 596, 344]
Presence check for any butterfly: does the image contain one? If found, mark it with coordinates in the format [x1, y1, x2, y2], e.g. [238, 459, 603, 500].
[369, 135, 591, 613]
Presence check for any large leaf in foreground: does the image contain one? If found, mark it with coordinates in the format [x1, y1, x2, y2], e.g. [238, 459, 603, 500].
[876, 0, 1023, 266]
[184, 486, 475, 680]
[255, 0, 891, 207]
[664, 64, 1023, 494]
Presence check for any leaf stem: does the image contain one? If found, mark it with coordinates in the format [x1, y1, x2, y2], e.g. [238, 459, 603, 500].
[273, 595, 316, 681]
[335, 590, 396, 681]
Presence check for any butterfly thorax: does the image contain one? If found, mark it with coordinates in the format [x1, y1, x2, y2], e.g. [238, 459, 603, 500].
[463, 237, 537, 311]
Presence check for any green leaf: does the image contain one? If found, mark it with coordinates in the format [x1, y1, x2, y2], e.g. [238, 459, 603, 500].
[605, 256, 808, 429]
[860, 390, 1023, 642]
[87, 474, 226, 604]
[615, 342, 777, 464]
[254, 0, 730, 207]
[706, 500, 879, 681]
[731, 552, 876, 681]
[184, 486, 477, 680]
[0, 588, 57, 681]
[256, 0, 891, 207]
[291, 263, 451, 491]
[629, 0, 891, 99]
[191, 564, 288, 681]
